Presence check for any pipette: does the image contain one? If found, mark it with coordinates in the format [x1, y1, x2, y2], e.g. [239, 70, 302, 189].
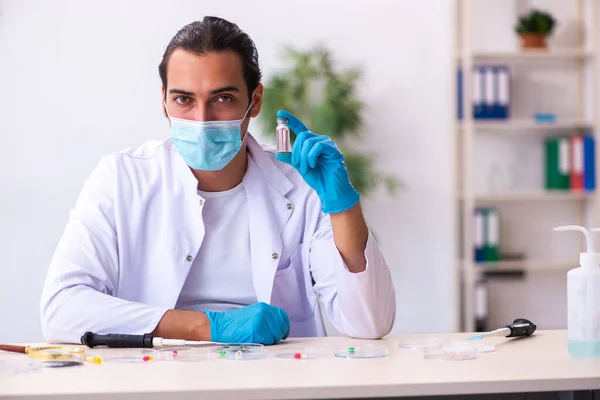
[80, 332, 214, 349]
[467, 318, 536, 340]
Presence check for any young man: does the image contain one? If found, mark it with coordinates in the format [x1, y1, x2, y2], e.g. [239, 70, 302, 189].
[40, 16, 396, 345]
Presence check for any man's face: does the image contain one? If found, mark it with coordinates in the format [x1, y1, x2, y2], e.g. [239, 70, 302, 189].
[162, 49, 263, 136]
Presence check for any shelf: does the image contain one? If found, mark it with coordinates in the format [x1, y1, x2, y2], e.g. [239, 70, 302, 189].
[475, 259, 575, 272]
[459, 259, 575, 272]
[458, 49, 594, 62]
[463, 190, 594, 202]
[459, 119, 593, 132]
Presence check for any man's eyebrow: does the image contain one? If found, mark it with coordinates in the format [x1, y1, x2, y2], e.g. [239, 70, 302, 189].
[210, 86, 240, 95]
[168, 89, 195, 96]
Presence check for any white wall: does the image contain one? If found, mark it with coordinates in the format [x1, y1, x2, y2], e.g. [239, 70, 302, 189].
[0, 0, 456, 342]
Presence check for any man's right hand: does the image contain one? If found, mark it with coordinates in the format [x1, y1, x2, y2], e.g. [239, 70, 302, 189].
[204, 302, 290, 345]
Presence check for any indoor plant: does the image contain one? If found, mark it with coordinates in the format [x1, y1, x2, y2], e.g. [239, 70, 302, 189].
[515, 9, 556, 49]
[260, 44, 400, 198]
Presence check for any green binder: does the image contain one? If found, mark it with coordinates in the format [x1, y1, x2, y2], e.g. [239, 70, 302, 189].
[483, 207, 500, 262]
[545, 137, 570, 190]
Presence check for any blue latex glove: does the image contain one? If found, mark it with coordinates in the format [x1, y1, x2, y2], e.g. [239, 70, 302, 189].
[204, 302, 290, 345]
[275, 110, 360, 214]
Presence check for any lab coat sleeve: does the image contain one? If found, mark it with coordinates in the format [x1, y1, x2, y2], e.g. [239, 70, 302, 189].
[40, 156, 169, 344]
[309, 213, 396, 339]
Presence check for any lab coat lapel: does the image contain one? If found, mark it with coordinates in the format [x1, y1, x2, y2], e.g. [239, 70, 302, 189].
[245, 135, 293, 304]
[167, 140, 205, 305]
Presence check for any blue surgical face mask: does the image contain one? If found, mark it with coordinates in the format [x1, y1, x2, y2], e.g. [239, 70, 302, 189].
[165, 100, 253, 171]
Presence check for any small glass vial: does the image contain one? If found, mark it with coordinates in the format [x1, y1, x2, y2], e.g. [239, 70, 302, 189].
[276, 117, 291, 153]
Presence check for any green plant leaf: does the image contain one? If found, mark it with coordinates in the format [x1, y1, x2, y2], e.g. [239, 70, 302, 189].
[515, 8, 556, 34]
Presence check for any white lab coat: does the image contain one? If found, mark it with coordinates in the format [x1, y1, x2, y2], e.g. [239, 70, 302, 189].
[40, 134, 396, 343]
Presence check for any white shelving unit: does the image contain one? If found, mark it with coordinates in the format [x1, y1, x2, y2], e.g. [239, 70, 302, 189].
[456, 259, 576, 272]
[472, 190, 593, 202]
[474, 259, 576, 271]
[461, 48, 594, 61]
[454, 0, 599, 332]
[459, 119, 592, 132]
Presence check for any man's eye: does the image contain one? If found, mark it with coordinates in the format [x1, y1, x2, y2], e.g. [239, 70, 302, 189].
[175, 96, 191, 105]
[215, 95, 233, 103]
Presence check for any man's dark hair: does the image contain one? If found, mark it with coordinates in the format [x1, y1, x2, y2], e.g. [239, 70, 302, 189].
[159, 16, 262, 101]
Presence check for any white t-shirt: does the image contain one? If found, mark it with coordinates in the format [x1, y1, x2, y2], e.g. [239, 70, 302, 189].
[175, 180, 257, 312]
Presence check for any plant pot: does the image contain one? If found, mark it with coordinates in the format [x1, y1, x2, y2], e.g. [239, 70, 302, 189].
[519, 33, 547, 49]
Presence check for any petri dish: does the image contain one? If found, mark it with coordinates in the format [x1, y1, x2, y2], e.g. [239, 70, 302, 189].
[334, 344, 388, 359]
[423, 340, 478, 361]
[271, 347, 327, 360]
[155, 346, 193, 353]
[471, 341, 495, 353]
[94, 349, 158, 363]
[401, 338, 494, 355]
[161, 350, 209, 362]
[399, 338, 444, 349]
[211, 344, 265, 361]
[26, 346, 99, 363]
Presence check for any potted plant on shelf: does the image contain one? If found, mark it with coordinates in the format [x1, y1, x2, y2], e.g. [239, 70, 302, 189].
[515, 9, 556, 50]
[260, 44, 401, 199]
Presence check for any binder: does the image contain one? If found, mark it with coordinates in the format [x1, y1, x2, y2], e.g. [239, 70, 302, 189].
[584, 134, 596, 191]
[484, 207, 500, 262]
[496, 66, 510, 119]
[457, 65, 510, 120]
[483, 67, 495, 119]
[545, 137, 570, 190]
[457, 68, 463, 120]
[474, 277, 488, 332]
[473, 67, 483, 119]
[474, 208, 485, 262]
[570, 135, 584, 191]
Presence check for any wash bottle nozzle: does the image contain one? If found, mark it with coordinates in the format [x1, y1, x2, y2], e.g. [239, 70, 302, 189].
[553, 225, 600, 268]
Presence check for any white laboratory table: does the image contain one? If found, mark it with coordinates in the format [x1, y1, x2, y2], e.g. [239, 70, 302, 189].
[0, 330, 599, 400]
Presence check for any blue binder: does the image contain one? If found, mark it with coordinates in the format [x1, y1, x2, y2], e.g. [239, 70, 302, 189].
[496, 66, 510, 119]
[457, 69, 463, 120]
[482, 67, 495, 119]
[457, 65, 510, 120]
[473, 67, 484, 119]
[584, 134, 596, 191]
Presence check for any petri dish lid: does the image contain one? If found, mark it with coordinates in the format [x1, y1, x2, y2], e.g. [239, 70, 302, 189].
[26, 346, 84, 360]
[161, 350, 210, 362]
[334, 344, 388, 359]
[423, 340, 478, 361]
[399, 338, 444, 349]
[401, 338, 494, 354]
[155, 346, 193, 353]
[154, 346, 210, 361]
[90, 349, 158, 363]
[470, 341, 495, 353]
[270, 347, 326, 360]
[211, 343, 265, 361]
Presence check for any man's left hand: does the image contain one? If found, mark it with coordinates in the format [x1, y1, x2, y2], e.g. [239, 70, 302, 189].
[275, 109, 360, 214]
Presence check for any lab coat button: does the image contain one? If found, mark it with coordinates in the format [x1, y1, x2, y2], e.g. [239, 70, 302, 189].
[286, 203, 293, 210]
[199, 199, 204, 206]
[272, 253, 279, 260]
[186, 255, 193, 262]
